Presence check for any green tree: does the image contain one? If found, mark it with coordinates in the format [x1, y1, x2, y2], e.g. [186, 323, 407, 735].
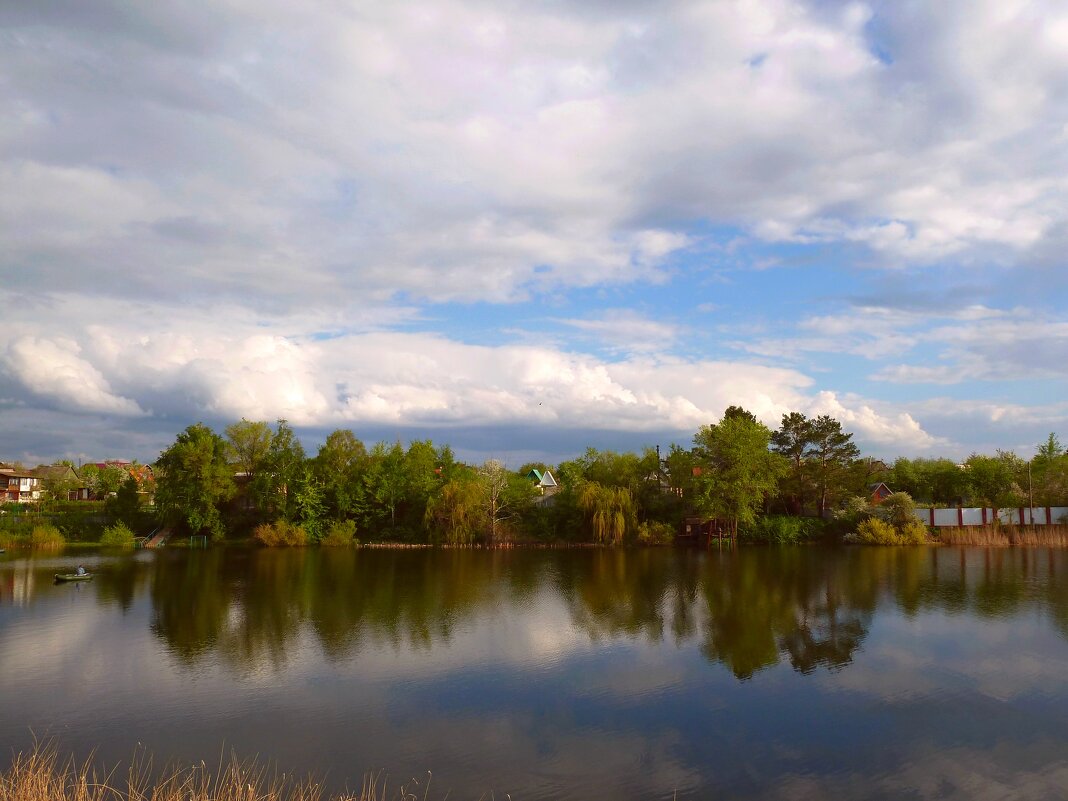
[692, 410, 786, 539]
[402, 440, 441, 531]
[292, 465, 326, 541]
[478, 460, 535, 543]
[363, 441, 408, 532]
[81, 462, 127, 499]
[253, 419, 306, 521]
[312, 429, 367, 519]
[577, 481, 635, 544]
[965, 451, 1026, 510]
[425, 468, 485, 544]
[155, 423, 235, 539]
[225, 419, 273, 481]
[808, 415, 860, 517]
[889, 457, 968, 505]
[1032, 433, 1068, 505]
[771, 412, 815, 514]
[40, 465, 81, 505]
[106, 475, 143, 528]
[664, 443, 696, 493]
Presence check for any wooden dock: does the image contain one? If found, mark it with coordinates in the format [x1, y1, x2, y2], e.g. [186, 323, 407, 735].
[141, 527, 172, 548]
[678, 516, 733, 546]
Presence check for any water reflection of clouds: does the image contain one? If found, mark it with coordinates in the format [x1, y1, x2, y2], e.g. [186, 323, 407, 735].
[6, 547, 1068, 800]
[825, 609, 1068, 704]
[767, 741, 1068, 801]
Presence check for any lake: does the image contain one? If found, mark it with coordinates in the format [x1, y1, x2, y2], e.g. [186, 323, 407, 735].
[3, 545, 1068, 800]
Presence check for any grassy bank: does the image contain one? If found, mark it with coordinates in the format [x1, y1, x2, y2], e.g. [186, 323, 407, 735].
[0, 746, 431, 801]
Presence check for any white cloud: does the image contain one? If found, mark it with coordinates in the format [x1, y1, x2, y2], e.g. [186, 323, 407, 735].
[805, 390, 944, 452]
[4, 336, 144, 417]
[556, 309, 679, 354]
[872, 314, 1068, 384]
[0, 298, 945, 458]
[3, 0, 1067, 312]
[2, 2, 1067, 459]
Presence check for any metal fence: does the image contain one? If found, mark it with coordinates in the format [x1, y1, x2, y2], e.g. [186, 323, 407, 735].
[913, 507, 1068, 527]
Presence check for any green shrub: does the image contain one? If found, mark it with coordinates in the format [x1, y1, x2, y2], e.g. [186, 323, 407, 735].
[854, 518, 898, 544]
[740, 515, 826, 544]
[30, 524, 65, 548]
[637, 520, 675, 544]
[320, 520, 357, 546]
[853, 517, 930, 545]
[881, 492, 917, 528]
[252, 520, 308, 547]
[898, 518, 930, 544]
[100, 521, 136, 547]
[0, 529, 23, 548]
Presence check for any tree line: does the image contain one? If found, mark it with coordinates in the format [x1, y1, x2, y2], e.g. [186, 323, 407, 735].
[146, 410, 1068, 545]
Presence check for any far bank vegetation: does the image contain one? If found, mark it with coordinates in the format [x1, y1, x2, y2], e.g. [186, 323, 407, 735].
[5, 413, 1067, 549]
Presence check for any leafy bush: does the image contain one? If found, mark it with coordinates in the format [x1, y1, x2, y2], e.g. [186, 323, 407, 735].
[637, 520, 675, 544]
[853, 518, 898, 544]
[836, 496, 875, 523]
[852, 517, 929, 545]
[898, 518, 930, 544]
[320, 520, 357, 546]
[881, 492, 918, 528]
[252, 520, 308, 547]
[100, 521, 136, 547]
[740, 515, 826, 544]
[0, 529, 23, 548]
[30, 524, 65, 548]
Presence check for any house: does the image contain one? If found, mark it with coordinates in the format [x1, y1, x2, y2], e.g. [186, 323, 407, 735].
[0, 468, 43, 504]
[527, 468, 560, 507]
[87, 460, 155, 501]
[526, 468, 559, 494]
[868, 482, 893, 505]
[33, 464, 90, 501]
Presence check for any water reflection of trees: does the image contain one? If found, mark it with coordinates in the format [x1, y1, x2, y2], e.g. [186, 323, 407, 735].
[131, 546, 1068, 679]
[148, 549, 535, 670]
[698, 549, 874, 679]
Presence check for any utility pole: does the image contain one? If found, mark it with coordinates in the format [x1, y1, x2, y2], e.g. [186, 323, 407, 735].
[1028, 458, 1034, 528]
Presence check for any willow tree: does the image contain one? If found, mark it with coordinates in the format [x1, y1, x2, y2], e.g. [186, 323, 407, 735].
[425, 472, 485, 544]
[577, 482, 634, 544]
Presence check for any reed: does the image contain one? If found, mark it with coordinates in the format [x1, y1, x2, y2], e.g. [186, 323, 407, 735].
[938, 525, 1068, 547]
[0, 745, 438, 801]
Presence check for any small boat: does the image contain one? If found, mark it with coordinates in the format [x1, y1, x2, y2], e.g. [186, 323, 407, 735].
[54, 572, 93, 582]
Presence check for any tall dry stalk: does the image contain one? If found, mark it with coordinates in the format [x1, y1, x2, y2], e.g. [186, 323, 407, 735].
[0, 745, 437, 801]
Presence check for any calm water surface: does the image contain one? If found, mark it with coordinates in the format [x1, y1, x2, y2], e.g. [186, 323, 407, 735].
[3, 546, 1068, 800]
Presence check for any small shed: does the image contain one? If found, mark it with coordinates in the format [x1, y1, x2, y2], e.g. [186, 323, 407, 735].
[868, 482, 892, 505]
[526, 469, 558, 494]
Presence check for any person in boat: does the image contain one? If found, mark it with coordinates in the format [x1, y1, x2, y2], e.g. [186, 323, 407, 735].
[76, 565, 86, 576]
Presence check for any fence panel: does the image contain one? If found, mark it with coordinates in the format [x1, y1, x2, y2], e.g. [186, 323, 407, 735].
[997, 508, 1015, 525]
[933, 508, 959, 527]
[1023, 508, 1047, 525]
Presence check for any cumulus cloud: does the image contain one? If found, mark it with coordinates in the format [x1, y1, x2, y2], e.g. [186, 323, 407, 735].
[872, 314, 1068, 384]
[2, 2, 1066, 459]
[0, 297, 947, 460]
[2, 0, 1067, 312]
[4, 336, 143, 417]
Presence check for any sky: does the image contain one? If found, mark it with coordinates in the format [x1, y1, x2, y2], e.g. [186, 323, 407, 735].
[1, 0, 1067, 467]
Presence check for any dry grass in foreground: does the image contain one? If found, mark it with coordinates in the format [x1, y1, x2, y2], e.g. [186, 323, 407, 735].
[0, 746, 443, 801]
[938, 525, 1068, 547]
